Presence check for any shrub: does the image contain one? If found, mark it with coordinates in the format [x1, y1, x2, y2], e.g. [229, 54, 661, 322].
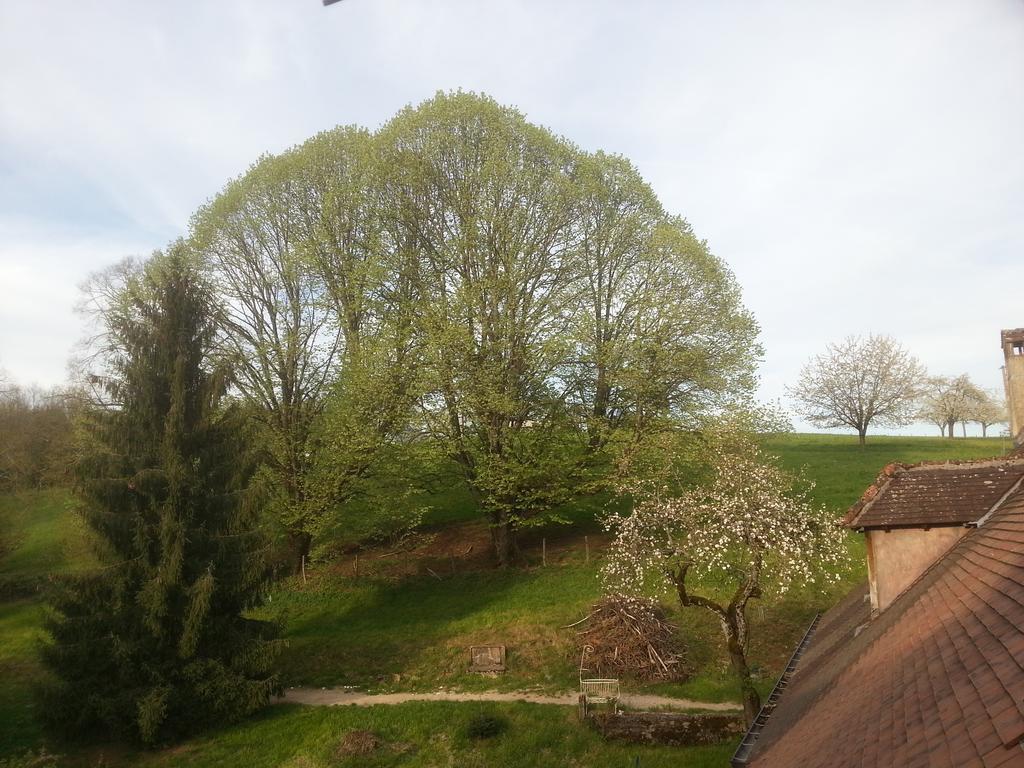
[465, 712, 508, 740]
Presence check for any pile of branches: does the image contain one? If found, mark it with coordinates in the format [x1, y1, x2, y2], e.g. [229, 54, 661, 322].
[570, 595, 690, 682]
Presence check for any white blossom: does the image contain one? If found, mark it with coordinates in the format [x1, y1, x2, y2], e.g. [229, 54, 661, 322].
[602, 438, 848, 599]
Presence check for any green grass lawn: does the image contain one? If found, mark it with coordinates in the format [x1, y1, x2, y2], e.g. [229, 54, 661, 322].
[117, 702, 734, 768]
[0, 433, 1010, 765]
[263, 563, 599, 693]
[0, 488, 93, 581]
[763, 433, 1009, 511]
[0, 599, 49, 757]
[260, 554, 837, 705]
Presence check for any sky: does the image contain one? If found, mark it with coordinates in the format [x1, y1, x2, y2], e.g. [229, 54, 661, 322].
[1, 0, 1022, 436]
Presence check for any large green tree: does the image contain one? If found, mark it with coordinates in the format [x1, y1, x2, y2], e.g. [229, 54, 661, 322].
[379, 92, 760, 566]
[183, 91, 760, 569]
[285, 127, 423, 547]
[190, 151, 338, 567]
[379, 92, 586, 566]
[42, 247, 280, 745]
[569, 150, 758, 449]
[192, 128, 420, 567]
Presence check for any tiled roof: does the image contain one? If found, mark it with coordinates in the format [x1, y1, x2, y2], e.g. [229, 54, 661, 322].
[843, 460, 1024, 530]
[743, 485, 1024, 768]
[733, 583, 872, 766]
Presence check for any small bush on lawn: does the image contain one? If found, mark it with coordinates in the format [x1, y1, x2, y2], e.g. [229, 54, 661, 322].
[465, 712, 508, 740]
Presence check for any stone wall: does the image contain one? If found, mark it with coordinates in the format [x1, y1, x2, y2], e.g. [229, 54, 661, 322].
[590, 711, 745, 747]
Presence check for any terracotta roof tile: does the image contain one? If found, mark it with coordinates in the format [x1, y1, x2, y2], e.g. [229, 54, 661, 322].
[844, 461, 1024, 529]
[742, 484, 1024, 768]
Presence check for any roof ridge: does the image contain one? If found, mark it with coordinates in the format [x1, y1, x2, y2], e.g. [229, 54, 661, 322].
[748, 460, 1024, 766]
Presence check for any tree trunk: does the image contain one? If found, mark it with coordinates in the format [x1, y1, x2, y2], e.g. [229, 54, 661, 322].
[673, 565, 762, 726]
[857, 428, 866, 447]
[962, 421, 967, 438]
[725, 621, 762, 726]
[288, 529, 312, 574]
[946, 419, 956, 438]
[982, 423, 988, 437]
[589, 373, 610, 451]
[489, 511, 520, 568]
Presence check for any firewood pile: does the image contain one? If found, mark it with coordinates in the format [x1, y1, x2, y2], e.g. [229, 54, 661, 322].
[570, 595, 690, 682]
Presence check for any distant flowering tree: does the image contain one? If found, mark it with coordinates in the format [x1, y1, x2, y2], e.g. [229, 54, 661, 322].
[969, 388, 1008, 438]
[603, 435, 847, 724]
[917, 374, 987, 438]
[788, 334, 926, 445]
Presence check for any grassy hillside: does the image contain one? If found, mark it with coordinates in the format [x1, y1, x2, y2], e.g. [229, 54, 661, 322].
[0, 434, 1007, 766]
[0, 489, 96, 757]
[0, 599, 48, 757]
[0, 489, 93, 583]
[764, 433, 1012, 511]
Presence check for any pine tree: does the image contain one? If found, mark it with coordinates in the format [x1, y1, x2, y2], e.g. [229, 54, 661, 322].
[42, 246, 280, 745]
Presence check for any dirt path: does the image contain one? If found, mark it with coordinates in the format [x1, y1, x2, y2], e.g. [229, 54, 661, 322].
[281, 687, 741, 712]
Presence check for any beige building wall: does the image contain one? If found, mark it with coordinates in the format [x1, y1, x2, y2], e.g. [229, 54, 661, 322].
[1002, 329, 1024, 445]
[865, 526, 968, 613]
[1006, 356, 1024, 444]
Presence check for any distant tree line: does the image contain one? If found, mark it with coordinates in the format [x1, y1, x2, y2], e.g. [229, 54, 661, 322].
[788, 334, 1007, 444]
[918, 374, 1006, 438]
[0, 380, 76, 492]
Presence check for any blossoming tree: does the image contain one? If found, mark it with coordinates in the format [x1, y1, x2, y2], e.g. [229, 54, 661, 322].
[603, 436, 848, 724]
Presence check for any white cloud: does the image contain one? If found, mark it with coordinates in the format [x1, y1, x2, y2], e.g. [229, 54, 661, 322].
[0, 217, 153, 386]
[1, 0, 1022, 436]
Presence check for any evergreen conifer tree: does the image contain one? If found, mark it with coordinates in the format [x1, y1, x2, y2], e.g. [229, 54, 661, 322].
[42, 246, 280, 745]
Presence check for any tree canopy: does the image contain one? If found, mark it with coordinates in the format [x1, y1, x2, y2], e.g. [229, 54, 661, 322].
[375, 92, 759, 564]
[87, 91, 761, 569]
[969, 388, 1008, 437]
